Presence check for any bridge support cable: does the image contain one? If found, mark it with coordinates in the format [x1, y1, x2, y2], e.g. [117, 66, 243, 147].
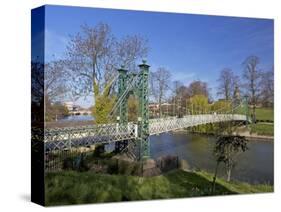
[108, 70, 141, 119]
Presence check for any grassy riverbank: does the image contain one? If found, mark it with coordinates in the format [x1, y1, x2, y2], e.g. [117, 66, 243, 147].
[45, 170, 272, 206]
[250, 123, 274, 136]
[188, 106, 274, 137]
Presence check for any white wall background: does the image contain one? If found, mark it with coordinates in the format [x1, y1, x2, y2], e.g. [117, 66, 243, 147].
[0, 0, 279, 211]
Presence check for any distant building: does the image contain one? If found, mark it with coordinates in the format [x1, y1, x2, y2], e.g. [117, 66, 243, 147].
[149, 103, 159, 110]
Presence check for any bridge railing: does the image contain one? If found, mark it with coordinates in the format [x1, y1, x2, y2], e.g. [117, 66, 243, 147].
[149, 114, 247, 135]
[45, 123, 138, 151]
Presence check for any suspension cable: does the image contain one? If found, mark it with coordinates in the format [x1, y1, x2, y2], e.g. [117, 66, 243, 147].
[108, 71, 141, 119]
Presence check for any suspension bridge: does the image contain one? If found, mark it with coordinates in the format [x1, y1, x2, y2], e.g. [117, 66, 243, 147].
[44, 61, 250, 160]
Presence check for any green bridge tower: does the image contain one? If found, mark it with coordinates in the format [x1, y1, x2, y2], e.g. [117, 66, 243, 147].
[117, 60, 150, 160]
[137, 61, 150, 160]
[117, 66, 128, 125]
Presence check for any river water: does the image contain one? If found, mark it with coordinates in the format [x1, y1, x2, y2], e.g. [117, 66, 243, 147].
[150, 132, 273, 184]
[58, 115, 94, 122]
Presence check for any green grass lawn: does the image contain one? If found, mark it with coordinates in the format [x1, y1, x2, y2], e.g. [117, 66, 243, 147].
[235, 107, 273, 122]
[250, 123, 274, 136]
[45, 170, 273, 206]
[255, 108, 274, 122]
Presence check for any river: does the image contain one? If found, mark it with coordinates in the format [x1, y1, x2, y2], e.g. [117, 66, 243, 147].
[150, 132, 273, 184]
[58, 115, 94, 122]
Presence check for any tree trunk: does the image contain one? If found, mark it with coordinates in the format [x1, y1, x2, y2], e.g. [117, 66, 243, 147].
[226, 169, 232, 182]
[159, 98, 162, 118]
[253, 103, 256, 123]
[211, 161, 220, 194]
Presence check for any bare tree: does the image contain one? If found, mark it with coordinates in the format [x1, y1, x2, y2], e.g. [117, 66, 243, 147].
[242, 56, 261, 122]
[172, 81, 182, 116]
[115, 35, 148, 72]
[31, 59, 67, 122]
[260, 67, 274, 107]
[44, 60, 68, 102]
[187, 80, 210, 100]
[217, 68, 239, 101]
[150, 68, 171, 117]
[170, 81, 192, 116]
[31, 61, 44, 104]
[172, 81, 182, 97]
[65, 23, 148, 105]
[65, 23, 115, 98]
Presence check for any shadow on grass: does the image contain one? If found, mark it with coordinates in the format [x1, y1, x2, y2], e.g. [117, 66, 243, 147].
[163, 170, 237, 197]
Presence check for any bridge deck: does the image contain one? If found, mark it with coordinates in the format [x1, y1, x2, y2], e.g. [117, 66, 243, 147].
[44, 114, 247, 151]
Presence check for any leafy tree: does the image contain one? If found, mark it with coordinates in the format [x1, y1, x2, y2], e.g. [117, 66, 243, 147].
[128, 96, 138, 122]
[92, 79, 116, 124]
[211, 99, 232, 114]
[212, 135, 248, 193]
[188, 95, 209, 114]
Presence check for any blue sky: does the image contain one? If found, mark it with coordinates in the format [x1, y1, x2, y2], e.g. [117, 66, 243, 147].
[42, 5, 274, 107]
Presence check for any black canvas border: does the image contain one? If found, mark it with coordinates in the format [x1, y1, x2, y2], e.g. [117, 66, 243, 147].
[31, 5, 45, 206]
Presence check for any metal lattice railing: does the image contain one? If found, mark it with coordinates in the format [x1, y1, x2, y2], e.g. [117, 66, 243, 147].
[45, 123, 138, 151]
[44, 114, 247, 151]
[149, 114, 247, 135]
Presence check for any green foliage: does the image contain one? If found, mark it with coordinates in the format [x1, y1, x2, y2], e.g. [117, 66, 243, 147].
[128, 96, 138, 122]
[93, 95, 116, 124]
[92, 80, 116, 124]
[188, 99, 234, 134]
[211, 100, 232, 113]
[188, 95, 209, 114]
[214, 136, 248, 162]
[45, 170, 272, 205]
[214, 136, 248, 182]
